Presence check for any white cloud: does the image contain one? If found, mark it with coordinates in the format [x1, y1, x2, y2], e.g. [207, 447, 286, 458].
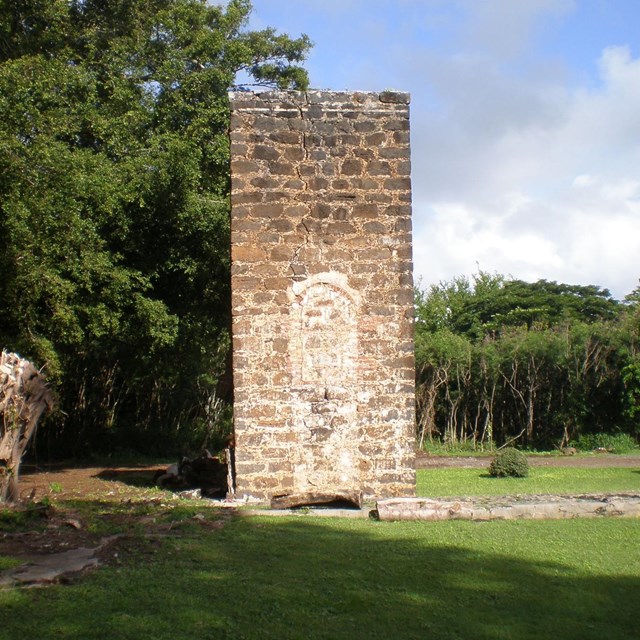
[246, 0, 640, 298]
[461, 0, 575, 58]
[412, 40, 640, 299]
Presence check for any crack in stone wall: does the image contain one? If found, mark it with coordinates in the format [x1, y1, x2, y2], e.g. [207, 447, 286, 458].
[229, 90, 416, 499]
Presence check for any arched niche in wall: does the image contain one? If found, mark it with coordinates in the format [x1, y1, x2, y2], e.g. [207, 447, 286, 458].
[288, 272, 360, 390]
[287, 272, 362, 490]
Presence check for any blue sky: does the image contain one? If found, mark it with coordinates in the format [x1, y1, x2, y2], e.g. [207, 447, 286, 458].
[243, 0, 640, 299]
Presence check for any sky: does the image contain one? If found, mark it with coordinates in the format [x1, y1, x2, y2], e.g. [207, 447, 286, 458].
[243, 0, 640, 300]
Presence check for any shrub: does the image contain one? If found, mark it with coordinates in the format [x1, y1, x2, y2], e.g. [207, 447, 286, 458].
[488, 447, 529, 478]
[570, 432, 639, 454]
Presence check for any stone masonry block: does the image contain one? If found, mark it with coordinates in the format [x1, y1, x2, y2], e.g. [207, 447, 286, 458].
[230, 91, 416, 502]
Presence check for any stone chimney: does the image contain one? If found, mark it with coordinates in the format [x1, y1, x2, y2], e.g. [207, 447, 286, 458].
[229, 91, 416, 500]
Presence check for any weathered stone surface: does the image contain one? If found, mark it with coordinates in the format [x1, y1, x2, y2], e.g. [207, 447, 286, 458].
[0, 537, 120, 587]
[229, 91, 416, 501]
[271, 491, 363, 510]
[375, 494, 640, 521]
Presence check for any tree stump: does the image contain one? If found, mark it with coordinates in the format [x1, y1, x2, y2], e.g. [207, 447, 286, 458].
[0, 351, 55, 503]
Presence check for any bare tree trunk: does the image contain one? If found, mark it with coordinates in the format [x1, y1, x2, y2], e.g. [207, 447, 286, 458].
[457, 365, 471, 445]
[416, 366, 447, 448]
[501, 360, 529, 447]
[0, 351, 54, 503]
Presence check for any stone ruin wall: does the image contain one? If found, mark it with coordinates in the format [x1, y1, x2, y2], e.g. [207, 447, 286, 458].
[229, 90, 416, 500]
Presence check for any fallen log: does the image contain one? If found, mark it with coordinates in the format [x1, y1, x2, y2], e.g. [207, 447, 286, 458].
[270, 491, 363, 510]
[0, 350, 55, 503]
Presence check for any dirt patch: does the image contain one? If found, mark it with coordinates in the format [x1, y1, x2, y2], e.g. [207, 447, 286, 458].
[1, 464, 233, 586]
[18, 463, 167, 503]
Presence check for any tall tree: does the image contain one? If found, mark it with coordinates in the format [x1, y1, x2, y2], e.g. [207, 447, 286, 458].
[415, 273, 636, 450]
[417, 272, 619, 342]
[0, 0, 311, 455]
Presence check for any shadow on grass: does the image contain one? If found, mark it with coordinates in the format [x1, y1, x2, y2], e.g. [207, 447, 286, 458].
[1, 514, 638, 640]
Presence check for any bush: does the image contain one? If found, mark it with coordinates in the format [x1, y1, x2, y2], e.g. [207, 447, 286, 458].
[570, 432, 639, 454]
[488, 447, 529, 478]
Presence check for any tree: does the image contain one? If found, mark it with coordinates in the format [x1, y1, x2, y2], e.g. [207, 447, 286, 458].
[415, 273, 636, 450]
[0, 0, 311, 455]
[417, 273, 619, 342]
[624, 280, 640, 305]
[414, 328, 473, 447]
[0, 351, 54, 502]
[620, 287, 640, 430]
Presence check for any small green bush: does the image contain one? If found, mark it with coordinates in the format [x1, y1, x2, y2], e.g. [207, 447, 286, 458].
[571, 432, 639, 454]
[488, 447, 529, 478]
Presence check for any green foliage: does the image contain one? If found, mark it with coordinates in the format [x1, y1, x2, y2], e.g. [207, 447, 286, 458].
[416, 271, 619, 342]
[0, 499, 50, 531]
[0, 508, 28, 529]
[415, 272, 639, 451]
[0, 1, 311, 455]
[49, 482, 64, 494]
[622, 357, 640, 420]
[624, 280, 640, 304]
[570, 432, 639, 454]
[488, 447, 530, 478]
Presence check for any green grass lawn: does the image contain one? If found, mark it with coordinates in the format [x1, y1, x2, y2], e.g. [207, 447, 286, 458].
[417, 466, 640, 497]
[1, 508, 639, 639]
[1, 466, 639, 639]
